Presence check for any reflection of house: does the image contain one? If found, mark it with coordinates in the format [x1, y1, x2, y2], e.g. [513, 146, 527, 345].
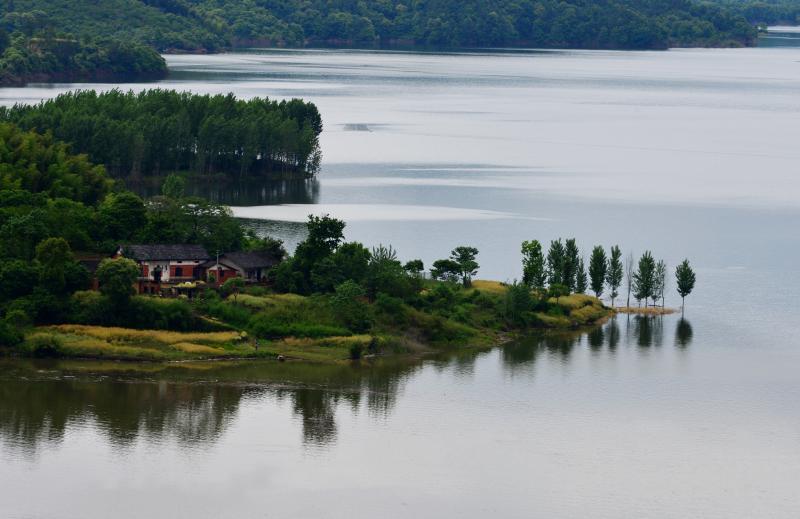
[118, 244, 211, 294]
[202, 251, 280, 285]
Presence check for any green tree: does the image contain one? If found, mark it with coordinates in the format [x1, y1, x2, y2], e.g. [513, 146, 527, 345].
[606, 245, 623, 307]
[449, 246, 479, 287]
[331, 280, 372, 332]
[575, 257, 588, 294]
[546, 239, 565, 287]
[430, 259, 461, 283]
[96, 258, 139, 308]
[99, 191, 147, 241]
[563, 238, 580, 292]
[675, 259, 696, 313]
[221, 277, 245, 302]
[161, 173, 186, 199]
[521, 240, 546, 291]
[588, 245, 607, 298]
[403, 259, 424, 276]
[503, 280, 532, 325]
[633, 251, 656, 307]
[654, 260, 667, 308]
[35, 237, 74, 295]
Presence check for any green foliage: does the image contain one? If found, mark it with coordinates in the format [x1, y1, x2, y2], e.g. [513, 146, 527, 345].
[0, 123, 112, 204]
[0, 0, 757, 52]
[35, 237, 74, 294]
[430, 258, 461, 283]
[161, 173, 186, 199]
[633, 251, 657, 305]
[403, 259, 424, 275]
[521, 239, 546, 291]
[575, 257, 588, 294]
[0, 32, 166, 85]
[675, 259, 696, 308]
[248, 314, 349, 339]
[330, 280, 372, 333]
[96, 258, 139, 307]
[503, 280, 533, 326]
[0, 90, 323, 180]
[588, 245, 607, 298]
[563, 239, 580, 293]
[546, 239, 565, 287]
[606, 245, 623, 307]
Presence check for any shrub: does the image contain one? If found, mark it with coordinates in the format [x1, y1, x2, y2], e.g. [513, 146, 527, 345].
[248, 314, 350, 339]
[26, 334, 63, 357]
[349, 342, 363, 360]
[0, 320, 23, 347]
[331, 281, 372, 333]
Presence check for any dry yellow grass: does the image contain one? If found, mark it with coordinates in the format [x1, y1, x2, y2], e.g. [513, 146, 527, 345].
[616, 307, 677, 315]
[548, 294, 599, 311]
[49, 325, 241, 345]
[470, 280, 508, 295]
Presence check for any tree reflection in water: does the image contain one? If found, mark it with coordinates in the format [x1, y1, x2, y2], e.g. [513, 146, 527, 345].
[0, 316, 693, 454]
[502, 314, 693, 372]
[0, 359, 421, 454]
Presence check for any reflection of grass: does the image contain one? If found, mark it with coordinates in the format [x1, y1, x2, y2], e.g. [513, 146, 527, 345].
[616, 307, 677, 315]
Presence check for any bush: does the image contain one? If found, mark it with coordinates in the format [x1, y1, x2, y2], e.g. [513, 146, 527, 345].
[248, 314, 350, 339]
[26, 334, 63, 357]
[331, 281, 372, 333]
[349, 342, 363, 360]
[0, 320, 23, 347]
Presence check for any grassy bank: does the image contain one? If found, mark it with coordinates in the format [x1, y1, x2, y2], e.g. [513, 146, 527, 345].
[13, 280, 613, 363]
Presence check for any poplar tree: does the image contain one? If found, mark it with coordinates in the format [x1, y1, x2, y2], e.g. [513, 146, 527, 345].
[546, 239, 565, 287]
[521, 240, 546, 291]
[588, 245, 607, 298]
[563, 238, 580, 292]
[625, 251, 635, 308]
[633, 251, 656, 307]
[654, 260, 667, 308]
[675, 259, 696, 313]
[576, 257, 588, 293]
[606, 245, 623, 307]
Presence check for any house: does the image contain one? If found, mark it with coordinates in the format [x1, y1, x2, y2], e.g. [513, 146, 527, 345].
[201, 251, 280, 285]
[118, 244, 211, 294]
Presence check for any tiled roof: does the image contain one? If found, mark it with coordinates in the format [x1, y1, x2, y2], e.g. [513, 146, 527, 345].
[200, 251, 279, 270]
[123, 244, 210, 261]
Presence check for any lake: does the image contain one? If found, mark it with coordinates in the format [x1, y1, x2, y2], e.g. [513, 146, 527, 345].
[1, 34, 800, 518]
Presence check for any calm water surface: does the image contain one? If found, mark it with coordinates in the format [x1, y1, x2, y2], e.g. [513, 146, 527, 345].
[1, 36, 800, 518]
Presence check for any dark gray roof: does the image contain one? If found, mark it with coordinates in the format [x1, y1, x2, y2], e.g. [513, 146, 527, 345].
[200, 251, 279, 270]
[123, 244, 210, 261]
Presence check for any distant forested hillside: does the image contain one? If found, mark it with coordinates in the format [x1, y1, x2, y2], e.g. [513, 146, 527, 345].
[711, 0, 800, 25]
[2, 0, 758, 51]
[0, 31, 167, 85]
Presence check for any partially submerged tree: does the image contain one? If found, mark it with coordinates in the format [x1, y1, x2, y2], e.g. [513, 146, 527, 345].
[675, 259, 696, 313]
[625, 251, 635, 307]
[654, 260, 667, 308]
[633, 251, 656, 307]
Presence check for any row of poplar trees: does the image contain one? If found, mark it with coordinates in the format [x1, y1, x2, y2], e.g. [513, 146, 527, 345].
[521, 239, 696, 310]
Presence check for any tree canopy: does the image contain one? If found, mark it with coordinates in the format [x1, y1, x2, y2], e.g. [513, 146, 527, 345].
[1, 0, 758, 53]
[0, 89, 323, 181]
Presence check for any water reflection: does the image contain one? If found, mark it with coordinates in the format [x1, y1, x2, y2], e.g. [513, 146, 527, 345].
[675, 318, 694, 348]
[128, 178, 319, 206]
[502, 315, 692, 372]
[0, 359, 420, 454]
[0, 316, 693, 455]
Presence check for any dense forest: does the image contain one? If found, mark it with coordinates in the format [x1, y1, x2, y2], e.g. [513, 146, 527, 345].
[712, 0, 800, 25]
[2, 0, 758, 52]
[0, 29, 167, 86]
[0, 90, 323, 180]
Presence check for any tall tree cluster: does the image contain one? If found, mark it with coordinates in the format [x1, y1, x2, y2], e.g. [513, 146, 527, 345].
[0, 89, 323, 180]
